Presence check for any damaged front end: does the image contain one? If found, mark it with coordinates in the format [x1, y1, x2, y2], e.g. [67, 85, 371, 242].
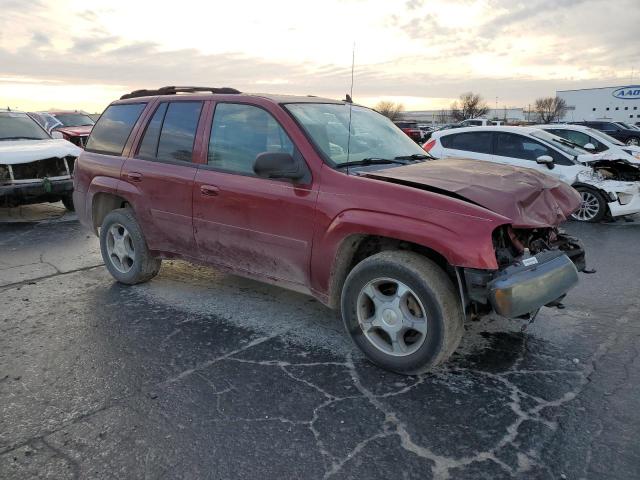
[577, 159, 640, 218]
[462, 226, 586, 319]
[0, 155, 76, 207]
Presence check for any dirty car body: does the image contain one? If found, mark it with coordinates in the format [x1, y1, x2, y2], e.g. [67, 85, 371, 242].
[73, 88, 585, 374]
[1, 110, 81, 208]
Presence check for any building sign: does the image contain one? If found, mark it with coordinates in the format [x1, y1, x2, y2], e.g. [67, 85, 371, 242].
[612, 86, 640, 100]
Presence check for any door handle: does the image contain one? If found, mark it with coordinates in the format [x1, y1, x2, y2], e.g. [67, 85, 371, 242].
[126, 172, 143, 182]
[200, 185, 220, 197]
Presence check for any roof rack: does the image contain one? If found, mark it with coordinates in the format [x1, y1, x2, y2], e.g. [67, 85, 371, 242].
[120, 86, 241, 100]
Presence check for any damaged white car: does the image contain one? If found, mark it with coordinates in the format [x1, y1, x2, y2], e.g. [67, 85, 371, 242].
[425, 126, 640, 222]
[0, 109, 81, 210]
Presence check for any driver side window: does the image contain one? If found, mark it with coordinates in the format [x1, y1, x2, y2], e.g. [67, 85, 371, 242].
[208, 103, 294, 175]
[495, 133, 551, 161]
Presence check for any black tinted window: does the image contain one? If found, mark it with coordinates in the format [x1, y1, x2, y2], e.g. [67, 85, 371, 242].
[494, 133, 554, 161]
[208, 103, 294, 175]
[86, 103, 145, 155]
[156, 102, 203, 162]
[443, 132, 493, 154]
[137, 103, 168, 158]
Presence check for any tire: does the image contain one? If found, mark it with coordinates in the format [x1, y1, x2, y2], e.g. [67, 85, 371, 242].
[625, 137, 639, 146]
[61, 193, 75, 211]
[340, 251, 464, 375]
[99, 208, 161, 284]
[571, 186, 607, 223]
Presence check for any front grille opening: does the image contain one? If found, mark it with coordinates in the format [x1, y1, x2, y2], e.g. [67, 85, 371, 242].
[11, 157, 68, 180]
[66, 155, 76, 174]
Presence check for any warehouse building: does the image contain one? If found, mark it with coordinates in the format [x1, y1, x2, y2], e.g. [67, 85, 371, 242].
[557, 85, 640, 123]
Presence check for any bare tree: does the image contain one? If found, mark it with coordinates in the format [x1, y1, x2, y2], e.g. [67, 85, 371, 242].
[534, 97, 568, 124]
[450, 92, 489, 121]
[375, 101, 405, 121]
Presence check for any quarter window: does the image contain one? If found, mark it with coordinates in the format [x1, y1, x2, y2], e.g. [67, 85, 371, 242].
[208, 103, 294, 175]
[86, 103, 145, 155]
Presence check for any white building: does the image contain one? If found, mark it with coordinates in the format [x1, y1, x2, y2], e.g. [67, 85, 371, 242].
[557, 85, 640, 123]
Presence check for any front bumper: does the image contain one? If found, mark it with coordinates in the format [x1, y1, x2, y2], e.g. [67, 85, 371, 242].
[0, 179, 73, 205]
[487, 251, 579, 318]
[607, 185, 640, 217]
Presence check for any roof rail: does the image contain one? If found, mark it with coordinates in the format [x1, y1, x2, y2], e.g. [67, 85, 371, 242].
[120, 86, 241, 100]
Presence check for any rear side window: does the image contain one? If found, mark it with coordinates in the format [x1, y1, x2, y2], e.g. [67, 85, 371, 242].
[157, 102, 203, 162]
[136, 102, 202, 162]
[86, 103, 145, 155]
[440, 132, 493, 154]
[137, 103, 168, 158]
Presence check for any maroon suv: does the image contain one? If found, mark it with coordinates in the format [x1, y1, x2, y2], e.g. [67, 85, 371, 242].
[74, 86, 585, 374]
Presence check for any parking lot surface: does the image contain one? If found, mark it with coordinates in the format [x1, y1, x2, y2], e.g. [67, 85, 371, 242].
[1, 207, 639, 479]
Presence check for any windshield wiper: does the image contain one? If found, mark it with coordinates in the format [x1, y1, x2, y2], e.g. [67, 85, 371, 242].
[336, 158, 410, 169]
[551, 137, 585, 150]
[0, 136, 42, 141]
[394, 154, 430, 161]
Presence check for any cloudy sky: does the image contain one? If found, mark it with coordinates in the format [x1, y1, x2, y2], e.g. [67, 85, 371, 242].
[1, 0, 638, 113]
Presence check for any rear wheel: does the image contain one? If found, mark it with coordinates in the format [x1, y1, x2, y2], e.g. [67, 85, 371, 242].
[99, 208, 161, 284]
[341, 251, 463, 375]
[571, 186, 607, 223]
[626, 137, 639, 146]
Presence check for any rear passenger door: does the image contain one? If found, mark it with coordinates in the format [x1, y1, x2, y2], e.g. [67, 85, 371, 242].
[438, 131, 493, 161]
[122, 100, 204, 255]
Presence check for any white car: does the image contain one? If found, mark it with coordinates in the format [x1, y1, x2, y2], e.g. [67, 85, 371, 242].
[539, 124, 640, 164]
[424, 126, 640, 222]
[0, 109, 81, 210]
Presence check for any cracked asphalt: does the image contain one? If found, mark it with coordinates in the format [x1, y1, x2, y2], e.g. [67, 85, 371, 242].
[1, 205, 639, 479]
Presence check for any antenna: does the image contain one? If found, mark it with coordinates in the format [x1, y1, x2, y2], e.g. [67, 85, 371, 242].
[346, 42, 355, 169]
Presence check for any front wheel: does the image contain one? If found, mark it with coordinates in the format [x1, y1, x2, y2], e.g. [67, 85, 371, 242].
[99, 208, 161, 284]
[571, 186, 607, 222]
[626, 137, 639, 146]
[340, 251, 464, 375]
[61, 193, 74, 211]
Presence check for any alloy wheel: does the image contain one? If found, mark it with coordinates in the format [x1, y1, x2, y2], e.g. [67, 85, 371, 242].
[356, 278, 428, 357]
[106, 223, 136, 273]
[571, 191, 601, 221]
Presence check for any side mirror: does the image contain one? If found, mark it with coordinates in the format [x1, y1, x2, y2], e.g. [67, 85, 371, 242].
[51, 131, 64, 139]
[536, 155, 555, 169]
[253, 152, 306, 181]
[583, 143, 596, 151]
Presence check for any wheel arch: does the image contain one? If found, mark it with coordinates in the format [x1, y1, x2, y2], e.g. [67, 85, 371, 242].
[326, 233, 455, 309]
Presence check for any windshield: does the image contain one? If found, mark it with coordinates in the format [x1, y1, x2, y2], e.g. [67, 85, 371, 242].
[29, 112, 63, 133]
[53, 113, 95, 127]
[285, 103, 426, 166]
[585, 127, 625, 146]
[530, 130, 589, 157]
[0, 112, 50, 141]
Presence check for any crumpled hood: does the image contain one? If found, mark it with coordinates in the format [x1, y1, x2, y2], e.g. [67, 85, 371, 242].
[0, 139, 81, 165]
[55, 125, 93, 137]
[364, 158, 581, 228]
